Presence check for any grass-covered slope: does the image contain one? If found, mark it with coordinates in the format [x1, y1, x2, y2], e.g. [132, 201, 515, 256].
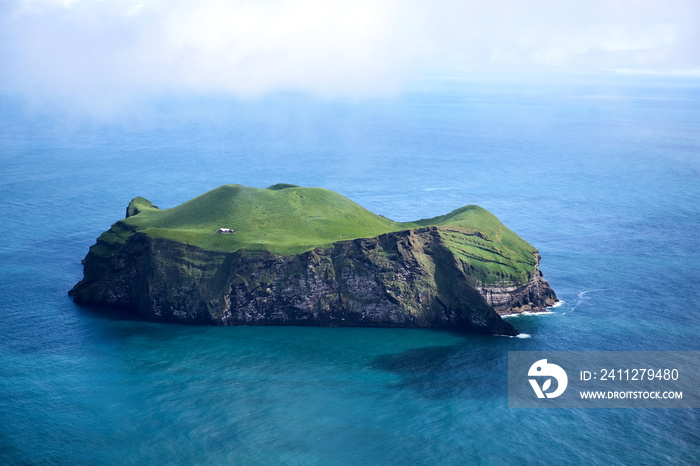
[91, 184, 537, 285]
[417, 206, 538, 284]
[122, 184, 406, 255]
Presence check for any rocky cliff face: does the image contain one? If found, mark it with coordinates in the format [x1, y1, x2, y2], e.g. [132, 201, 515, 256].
[70, 225, 557, 336]
[477, 253, 557, 315]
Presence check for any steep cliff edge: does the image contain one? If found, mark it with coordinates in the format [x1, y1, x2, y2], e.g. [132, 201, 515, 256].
[70, 184, 557, 335]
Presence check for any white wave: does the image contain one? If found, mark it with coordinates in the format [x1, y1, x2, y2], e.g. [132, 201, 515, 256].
[520, 311, 554, 316]
[547, 300, 565, 309]
[497, 333, 532, 338]
[501, 310, 554, 318]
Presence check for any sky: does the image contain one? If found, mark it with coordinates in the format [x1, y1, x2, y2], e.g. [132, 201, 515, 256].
[1, 0, 699, 109]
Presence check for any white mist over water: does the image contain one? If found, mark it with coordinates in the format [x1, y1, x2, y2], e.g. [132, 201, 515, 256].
[1, 0, 699, 113]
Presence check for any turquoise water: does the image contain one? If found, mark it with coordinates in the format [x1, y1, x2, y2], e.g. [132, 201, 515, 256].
[1, 75, 699, 464]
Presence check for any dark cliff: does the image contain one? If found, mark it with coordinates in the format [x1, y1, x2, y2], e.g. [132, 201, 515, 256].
[70, 225, 556, 336]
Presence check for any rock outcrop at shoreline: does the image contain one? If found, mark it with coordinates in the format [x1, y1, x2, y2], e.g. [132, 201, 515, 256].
[70, 184, 557, 336]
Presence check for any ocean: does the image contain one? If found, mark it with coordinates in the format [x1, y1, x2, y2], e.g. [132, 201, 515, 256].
[1, 74, 699, 464]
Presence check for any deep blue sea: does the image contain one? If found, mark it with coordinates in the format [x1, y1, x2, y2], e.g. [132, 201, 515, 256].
[1, 74, 699, 464]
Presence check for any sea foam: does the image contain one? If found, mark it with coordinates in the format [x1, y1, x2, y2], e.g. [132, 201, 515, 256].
[502, 310, 555, 318]
[497, 333, 532, 339]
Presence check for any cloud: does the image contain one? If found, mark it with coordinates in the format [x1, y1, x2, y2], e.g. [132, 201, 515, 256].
[0, 0, 418, 107]
[417, 0, 700, 74]
[1, 0, 698, 109]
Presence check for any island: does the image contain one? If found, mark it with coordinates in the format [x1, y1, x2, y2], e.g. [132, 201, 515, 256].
[69, 184, 557, 335]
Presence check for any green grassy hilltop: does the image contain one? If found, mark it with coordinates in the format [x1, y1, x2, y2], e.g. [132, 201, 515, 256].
[90, 184, 538, 284]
